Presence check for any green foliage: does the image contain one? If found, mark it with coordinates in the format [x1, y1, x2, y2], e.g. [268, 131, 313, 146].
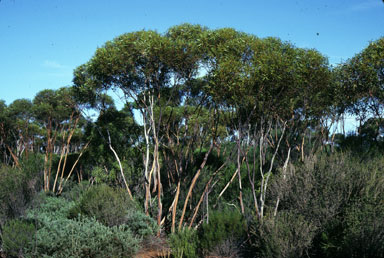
[198, 208, 246, 254]
[1, 218, 36, 257]
[68, 184, 134, 227]
[26, 194, 76, 223]
[265, 152, 384, 258]
[340, 200, 384, 257]
[125, 210, 158, 238]
[169, 228, 199, 258]
[19, 154, 44, 182]
[60, 180, 90, 201]
[23, 194, 139, 257]
[1, 26, 384, 258]
[91, 166, 117, 184]
[64, 184, 158, 239]
[249, 211, 317, 258]
[0, 156, 42, 226]
[27, 215, 139, 258]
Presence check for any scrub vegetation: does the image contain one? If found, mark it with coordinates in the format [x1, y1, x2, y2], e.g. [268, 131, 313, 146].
[0, 24, 383, 257]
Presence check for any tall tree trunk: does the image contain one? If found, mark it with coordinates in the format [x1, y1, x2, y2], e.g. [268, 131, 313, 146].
[237, 127, 245, 214]
[178, 141, 213, 230]
[108, 130, 133, 200]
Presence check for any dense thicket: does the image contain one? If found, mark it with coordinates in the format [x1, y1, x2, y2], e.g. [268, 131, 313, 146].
[0, 24, 383, 257]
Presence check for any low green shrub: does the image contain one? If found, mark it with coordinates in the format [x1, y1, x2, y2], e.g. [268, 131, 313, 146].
[91, 166, 117, 185]
[125, 210, 158, 238]
[340, 200, 384, 257]
[249, 211, 317, 258]
[169, 228, 198, 258]
[26, 194, 75, 222]
[68, 184, 134, 227]
[1, 218, 36, 257]
[0, 154, 43, 226]
[23, 194, 139, 257]
[198, 208, 246, 254]
[26, 216, 139, 258]
[60, 180, 90, 201]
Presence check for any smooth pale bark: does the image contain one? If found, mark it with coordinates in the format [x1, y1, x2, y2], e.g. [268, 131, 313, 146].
[171, 180, 181, 233]
[53, 115, 79, 193]
[52, 126, 68, 193]
[142, 93, 152, 215]
[58, 140, 90, 194]
[274, 147, 291, 217]
[259, 121, 286, 218]
[189, 161, 226, 228]
[217, 155, 246, 202]
[236, 131, 245, 214]
[57, 116, 79, 191]
[178, 142, 214, 230]
[6, 145, 19, 168]
[107, 130, 133, 200]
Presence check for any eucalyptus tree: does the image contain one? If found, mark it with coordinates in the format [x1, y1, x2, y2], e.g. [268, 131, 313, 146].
[32, 87, 83, 192]
[73, 24, 333, 228]
[7, 99, 35, 160]
[79, 94, 141, 198]
[336, 37, 384, 134]
[0, 99, 36, 167]
[0, 100, 17, 166]
[205, 32, 332, 219]
[73, 24, 214, 230]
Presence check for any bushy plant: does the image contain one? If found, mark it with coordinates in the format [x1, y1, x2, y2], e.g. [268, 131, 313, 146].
[249, 211, 317, 258]
[60, 180, 90, 201]
[91, 166, 117, 184]
[169, 228, 198, 258]
[1, 218, 36, 257]
[0, 166, 26, 225]
[26, 194, 75, 222]
[23, 194, 139, 257]
[68, 184, 134, 227]
[207, 237, 241, 258]
[198, 208, 246, 254]
[125, 209, 158, 238]
[0, 154, 43, 226]
[26, 216, 139, 258]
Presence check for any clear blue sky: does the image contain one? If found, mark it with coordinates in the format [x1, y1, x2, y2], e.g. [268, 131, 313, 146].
[1, 0, 383, 106]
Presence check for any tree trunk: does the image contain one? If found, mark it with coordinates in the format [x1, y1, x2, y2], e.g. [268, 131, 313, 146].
[178, 141, 213, 230]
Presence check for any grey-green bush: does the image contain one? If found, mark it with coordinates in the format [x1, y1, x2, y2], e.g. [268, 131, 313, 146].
[68, 184, 134, 227]
[26, 216, 139, 258]
[24, 194, 140, 258]
[125, 210, 158, 238]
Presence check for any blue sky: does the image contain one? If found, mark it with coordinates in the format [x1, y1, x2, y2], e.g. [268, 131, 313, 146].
[0, 0, 383, 107]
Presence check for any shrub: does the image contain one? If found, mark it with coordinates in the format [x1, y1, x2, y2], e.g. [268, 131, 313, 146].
[26, 194, 75, 222]
[0, 166, 26, 226]
[68, 184, 134, 227]
[91, 166, 117, 185]
[1, 218, 36, 257]
[198, 208, 246, 255]
[339, 200, 384, 257]
[0, 154, 43, 226]
[249, 211, 317, 258]
[23, 194, 139, 257]
[207, 237, 241, 258]
[125, 209, 158, 238]
[26, 216, 139, 258]
[60, 180, 90, 201]
[169, 228, 198, 258]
